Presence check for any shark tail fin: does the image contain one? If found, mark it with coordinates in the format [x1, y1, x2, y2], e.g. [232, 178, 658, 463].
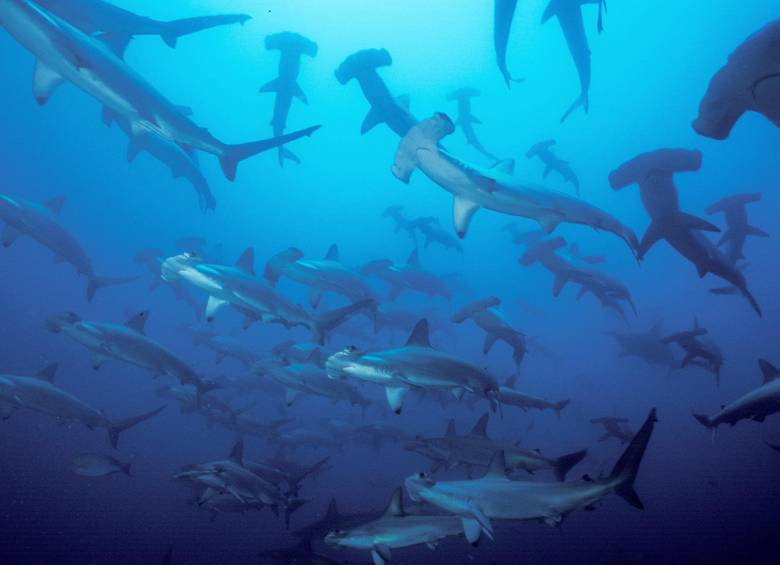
[278, 146, 300, 167]
[108, 405, 166, 448]
[160, 14, 252, 48]
[609, 408, 657, 509]
[560, 93, 589, 124]
[553, 449, 587, 481]
[284, 498, 308, 529]
[739, 286, 762, 317]
[219, 125, 320, 181]
[87, 274, 139, 302]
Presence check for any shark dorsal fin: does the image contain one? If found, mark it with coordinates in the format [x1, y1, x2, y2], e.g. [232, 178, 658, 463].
[125, 310, 149, 334]
[406, 319, 431, 347]
[325, 497, 340, 520]
[383, 487, 405, 517]
[469, 413, 489, 437]
[491, 159, 515, 175]
[486, 451, 507, 478]
[324, 244, 339, 261]
[229, 439, 244, 465]
[406, 248, 420, 266]
[43, 196, 66, 215]
[759, 359, 780, 384]
[236, 247, 255, 276]
[35, 363, 58, 383]
[445, 419, 456, 437]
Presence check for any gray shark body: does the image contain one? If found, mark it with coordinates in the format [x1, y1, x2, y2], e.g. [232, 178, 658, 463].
[446, 87, 497, 160]
[451, 296, 527, 368]
[406, 413, 584, 480]
[255, 360, 369, 409]
[264, 245, 376, 308]
[493, 0, 522, 86]
[694, 359, 780, 430]
[693, 20, 780, 139]
[609, 321, 677, 370]
[362, 249, 450, 302]
[526, 139, 580, 194]
[335, 48, 417, 137]
[326, 320, 499, 414]
[705, 192, 767, 265]
[325, 488, 464, 565]
[71, 453, 131, 477]
[260, 31, 318, 166]
[406, 408, 656, 541]
[0, 363, 163, 447]
[610, 148, 761, 316]
[35, 0, 250, 48]
[393, 114, 638, 256]
[0, 193, 135, 301]
[47, 310, 214, 395]
[541, 0, 606, 122]
[0, 0, 318, 181]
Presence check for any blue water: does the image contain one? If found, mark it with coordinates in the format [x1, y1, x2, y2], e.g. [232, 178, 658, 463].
[1, 1, 779, 563]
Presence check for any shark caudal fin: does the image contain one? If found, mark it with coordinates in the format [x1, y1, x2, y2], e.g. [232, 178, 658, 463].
[108, 405, 166, 448]
[609, 408, 657, 509]
[159, 14, 252, 48]
[87, 274, 139, 302]
[560, 93, 589, 124]
[312, 299, 376, 345]
[553, 449, 587, 481]
[219, 125, 320, 181]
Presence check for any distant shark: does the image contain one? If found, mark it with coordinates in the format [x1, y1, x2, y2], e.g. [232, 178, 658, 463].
[393, 113, 638, 255]
[526, 139, 580, 195]
[361, 248, 451, 302]
[260, 32, 318, 166]
[609, 148, 761, 316]
[0, 363, 164, 447]
[493, 0, 524, 86]
[446, 87, 498, 160]
[35, 0, 251, 49]
[541, 0, 608, 122]
[406, 216, 464, 253]
[335, 48, 417, 137]
[0, 0, 319, 181]
[608, 321, 677, 371]
[451, 297, 527, 369]
[705, 192, 767, 265]
[693, 20, 780, 139]
[0, 193, 136, 301]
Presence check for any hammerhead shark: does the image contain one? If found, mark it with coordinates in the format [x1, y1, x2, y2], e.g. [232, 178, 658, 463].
[0, 193, 136, 301]
[361, 248, 451, 302]
[693, 19, 780, 139]
[493, 0, 524, 86]
[335, 48, 417, 137]
[541, 0, 608, 122]
[34, 0, 251, 49]
[705, 192, 768, 265]
[392, 113, 639, 256]
[526, 139, 580, 195]
[0, 0, 319, 181]
[446, 87, 498, 160]
[451, 296, 527, 369]
[609, 148, 761, 316]
[260, 32, 318, 166]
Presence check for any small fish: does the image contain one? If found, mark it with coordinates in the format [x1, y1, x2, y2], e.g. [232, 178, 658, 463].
[71, 453, 132, 477]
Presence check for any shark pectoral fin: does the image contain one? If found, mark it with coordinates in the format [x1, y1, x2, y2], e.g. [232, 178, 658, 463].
[452, 197, 480, 238]
[638, 222, 663, 258]
[370, 549, 388, 565]
[12, 395, 25, 407]
[461, 517, 483, 545]
[426, 541, 439, 550]
[308, 287, 323, 309]
[292, 82, 308, 104]
[373, 544, 392, 562]
[483, 333, 498, 354]
[284, 387, 304, 407]
[258, 77, 281, 94]
[361, 107, 383, 134]
[468, 502, 494, 541]
[385, 386, 409, 414]
[32, 60, 64, 105]
[552, 275, 567, 297]
[90, 353, 108, 370]
[1, 225, 21, 248]
[675, 212, 721, 232]
[537, 213, 563, 234]
[747, 225, 769, 237]
[451, 387, 465, 400]
[543, 514, 563, 528]
[205, 296, 228, 321]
